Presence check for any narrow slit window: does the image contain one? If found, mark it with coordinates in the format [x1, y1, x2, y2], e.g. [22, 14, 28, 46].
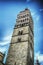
[18, 38, 21, 42]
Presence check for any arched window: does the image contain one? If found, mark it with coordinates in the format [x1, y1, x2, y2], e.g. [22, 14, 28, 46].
[18, 38, 21, 42]
[14, 62, 16, 65]
[18, 30, 23, 35]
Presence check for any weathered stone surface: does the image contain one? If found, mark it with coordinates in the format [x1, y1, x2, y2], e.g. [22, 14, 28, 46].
[0, 62, 4, 65]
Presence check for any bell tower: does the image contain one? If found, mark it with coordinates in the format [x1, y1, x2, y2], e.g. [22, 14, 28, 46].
[6, 8, 34, 65]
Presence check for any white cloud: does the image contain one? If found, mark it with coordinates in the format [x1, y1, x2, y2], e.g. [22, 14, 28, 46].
[0, 33, 12, 62]
[0, 41, 9, 46]
[0, 34, 12, 53]
[3, 35, 11, 41]
[31, 11, 40, 22]
[0, 47, 6, 53]
[0, 34, 12, 46]
[31, 12, 36, 16]
[36, 16, 40, 21]
[34, 51, 43, 62]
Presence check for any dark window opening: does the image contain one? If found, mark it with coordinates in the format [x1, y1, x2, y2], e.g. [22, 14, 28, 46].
[23, 20, 24, 22]
[22, 24, 24, 27]
[14, 62, 16, 65]
[21, 31, 23, 35]
[18, 30, 23, 35]
[27, 18, 28, 20]
[18, 38, 21, 42]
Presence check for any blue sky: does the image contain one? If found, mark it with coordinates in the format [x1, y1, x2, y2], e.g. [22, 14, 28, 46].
[0, 0, 43, 64]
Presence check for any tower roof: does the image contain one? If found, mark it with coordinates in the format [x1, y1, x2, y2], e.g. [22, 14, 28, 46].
[25, 8, 29, 10]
